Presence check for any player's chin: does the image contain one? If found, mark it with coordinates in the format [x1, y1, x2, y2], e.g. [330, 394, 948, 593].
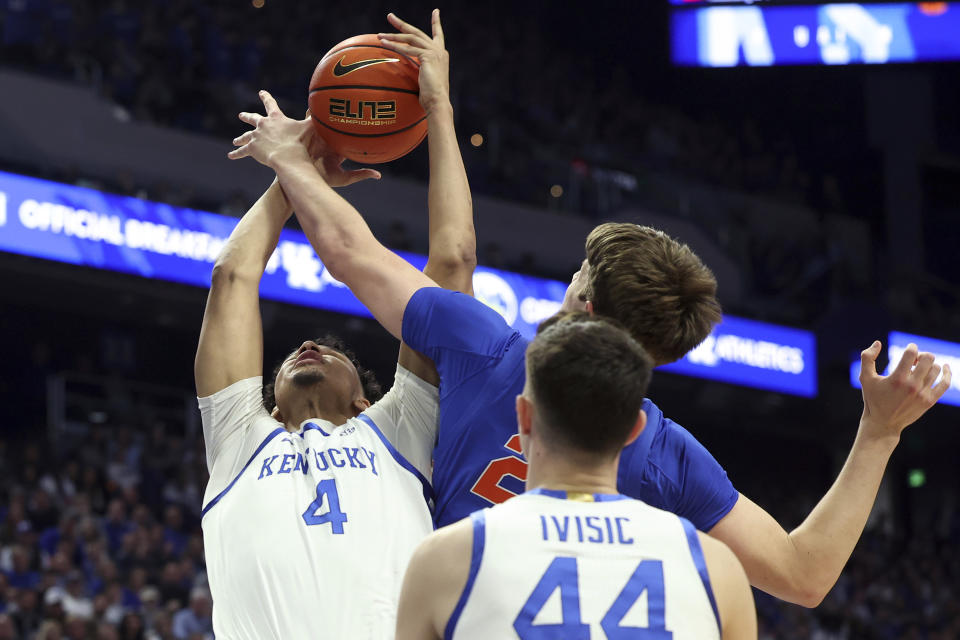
[290, 366, 326, 386]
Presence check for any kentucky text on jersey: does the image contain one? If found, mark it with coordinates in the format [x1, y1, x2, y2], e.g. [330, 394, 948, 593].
[257, 446, 378, 479]
[540, 514, 634, 545]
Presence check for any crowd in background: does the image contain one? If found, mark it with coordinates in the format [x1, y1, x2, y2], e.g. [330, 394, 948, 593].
[0, 0, 841, 216]
[0, 424, 212, 640]
[2, 413, 959, 639]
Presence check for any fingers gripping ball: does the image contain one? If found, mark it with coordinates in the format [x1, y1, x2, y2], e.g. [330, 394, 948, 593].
[308, 34, 427, 164]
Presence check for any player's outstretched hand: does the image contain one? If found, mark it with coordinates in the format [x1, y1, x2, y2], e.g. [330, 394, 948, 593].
[859, 340, 952, 439]
[379, 9, 449, 114]
[229, 91, 380, 187]
[229, 90, 312, 169]
[303, 112, 381, 187]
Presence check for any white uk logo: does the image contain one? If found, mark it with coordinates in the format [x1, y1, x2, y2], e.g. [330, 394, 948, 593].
[473, 271, 519, 326]
[279, 241, 322, 292]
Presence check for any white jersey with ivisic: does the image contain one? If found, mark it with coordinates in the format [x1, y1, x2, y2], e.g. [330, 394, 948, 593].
[198, 366, 437, 640]
[447, 489, 721, 640]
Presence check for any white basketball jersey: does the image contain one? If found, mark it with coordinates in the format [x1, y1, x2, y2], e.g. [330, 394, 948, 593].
[447, 489, 721, 640]
[198, 369, 437, 640]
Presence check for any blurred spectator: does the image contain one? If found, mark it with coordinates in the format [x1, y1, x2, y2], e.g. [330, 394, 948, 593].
[119, 612, 146, 640]
[0, 613, 15, 640]
[35, 620, 63, 640]
[170, 588, 211, 640]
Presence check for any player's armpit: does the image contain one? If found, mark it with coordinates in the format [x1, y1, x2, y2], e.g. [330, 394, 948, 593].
[396, 518, 473, 640]
[397, 345, 440, 387]
[699, 532, 757, 640]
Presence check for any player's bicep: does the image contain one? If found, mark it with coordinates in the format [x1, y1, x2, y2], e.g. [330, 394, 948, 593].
[331, 248, 439, 342]
[707, 494, 798, 600]
[195, 269, 264, 397]
[699, 533, 757, 640]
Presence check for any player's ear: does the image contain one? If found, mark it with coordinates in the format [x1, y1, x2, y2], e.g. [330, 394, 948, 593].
[516, 394, 533, 436]
[271, 406, 285, 423]
[516, 394, 534, 459]
[352, 397, 371, 414]
[623, 409, 647, 447]
[585, 300, 594, 315]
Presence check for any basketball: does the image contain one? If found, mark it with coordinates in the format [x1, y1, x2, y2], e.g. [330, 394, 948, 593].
[308, 34, 427, 164]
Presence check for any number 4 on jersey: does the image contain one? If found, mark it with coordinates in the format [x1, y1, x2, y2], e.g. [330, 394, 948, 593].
[302, 478, 348, 534]
[514, 556, 673, 639]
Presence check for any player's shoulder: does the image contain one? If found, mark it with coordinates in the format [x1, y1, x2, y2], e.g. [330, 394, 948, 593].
[198, 375, 265, 407]
[408, 287, 519, 340]
[413, 514, 475, 570]
[643, 398, 711, 456]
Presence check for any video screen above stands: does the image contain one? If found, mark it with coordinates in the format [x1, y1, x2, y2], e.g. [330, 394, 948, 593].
[670, 2, 960, 66]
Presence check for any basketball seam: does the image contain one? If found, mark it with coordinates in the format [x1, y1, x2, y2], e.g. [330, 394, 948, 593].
[318, 44, 420, 69]
[309, 85, 420, 96]
[310, 113, 428, 138]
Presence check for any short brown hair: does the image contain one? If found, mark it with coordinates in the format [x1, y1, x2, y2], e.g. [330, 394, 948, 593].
[584, 223, 721, 364]
[527, 313, 653, 458]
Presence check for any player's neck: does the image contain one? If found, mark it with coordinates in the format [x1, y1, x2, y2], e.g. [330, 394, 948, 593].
[282, 397, 356, 430]
[525, 452, 620, 497]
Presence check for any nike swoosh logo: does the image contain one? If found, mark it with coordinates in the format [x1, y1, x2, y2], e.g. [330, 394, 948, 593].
[332, 57, 398, 77]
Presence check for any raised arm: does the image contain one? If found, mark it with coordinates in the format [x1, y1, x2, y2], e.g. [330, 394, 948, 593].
[380, 10, 477, 294]
[229, 92, 437, 342]
[380, 10, 477, 385]
[194, 181, 291, 397]
[709, 342, 952, 606]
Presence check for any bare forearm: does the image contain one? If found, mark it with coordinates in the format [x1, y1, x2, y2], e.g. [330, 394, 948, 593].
[214, 180, 291, 280]
[273, 158, 379, 276]
[274, 156, 436, 340]
[425, 101, 476, 290]
[787, 423, 899, 601]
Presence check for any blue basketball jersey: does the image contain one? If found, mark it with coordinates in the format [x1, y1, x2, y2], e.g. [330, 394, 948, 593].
[402, 287, 740, 530]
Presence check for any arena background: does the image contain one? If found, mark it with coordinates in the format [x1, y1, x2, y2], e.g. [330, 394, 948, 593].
[0, 1, 958, 638]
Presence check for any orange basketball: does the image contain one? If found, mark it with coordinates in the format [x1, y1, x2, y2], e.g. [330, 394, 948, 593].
[308, 34, 427, 164]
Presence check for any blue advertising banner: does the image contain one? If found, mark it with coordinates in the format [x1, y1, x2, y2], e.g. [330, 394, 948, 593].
[0, 170, 565, 339]
[660, 315, 818, 397]
[0, 169, 817, 396]
[850, 331, 960, 407]
[671, 3, 960, 67]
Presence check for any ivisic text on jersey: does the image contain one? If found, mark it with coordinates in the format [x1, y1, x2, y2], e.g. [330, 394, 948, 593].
[539, 514, 634, 545]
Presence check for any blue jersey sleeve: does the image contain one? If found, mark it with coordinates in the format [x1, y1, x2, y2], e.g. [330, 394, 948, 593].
[619, 410, 739, 531]
[402, 287, 522, 392]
